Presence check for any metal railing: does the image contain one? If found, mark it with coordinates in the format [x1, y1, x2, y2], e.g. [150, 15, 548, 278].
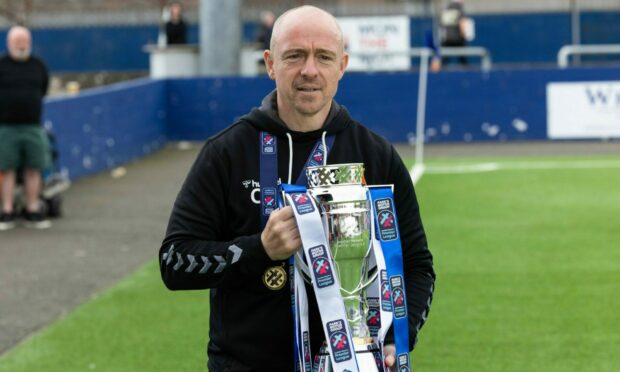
[347, 47, 492, 73]
[439, 46, 492, 72]
[558, 44, 620, 68]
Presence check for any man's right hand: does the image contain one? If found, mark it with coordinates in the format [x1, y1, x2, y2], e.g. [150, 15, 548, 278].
[260, 206, 301, 260]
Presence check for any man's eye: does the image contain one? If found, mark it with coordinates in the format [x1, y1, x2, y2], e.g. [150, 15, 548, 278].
[286, 53, 301, 60]
[319, 55, 334, 62]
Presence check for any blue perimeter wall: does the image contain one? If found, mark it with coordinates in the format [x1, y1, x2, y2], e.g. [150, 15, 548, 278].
[2, 11, 620, 72]
[44, 66, 619, 181]
[44, 79, 167, 179]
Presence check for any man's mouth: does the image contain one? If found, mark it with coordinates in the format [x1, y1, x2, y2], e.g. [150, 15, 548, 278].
[297, 86, 320, 92]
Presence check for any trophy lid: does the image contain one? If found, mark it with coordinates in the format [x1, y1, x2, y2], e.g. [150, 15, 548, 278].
[306, 163, 364, 188]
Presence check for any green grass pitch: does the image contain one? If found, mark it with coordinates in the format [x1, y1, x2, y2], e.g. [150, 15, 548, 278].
[1, 154, 619, 371]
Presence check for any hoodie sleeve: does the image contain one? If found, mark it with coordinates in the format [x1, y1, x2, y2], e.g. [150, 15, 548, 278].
[385, 145, 436, 350]
[159, 141, 276, 291]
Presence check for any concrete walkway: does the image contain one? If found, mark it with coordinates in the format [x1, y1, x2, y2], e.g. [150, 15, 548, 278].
[0, 143, 201, 355]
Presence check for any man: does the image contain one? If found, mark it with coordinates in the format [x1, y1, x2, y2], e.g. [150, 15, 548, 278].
[0, 26, 51, 230]
[440, 0, 468, 65]
[160, 5, 434, 371]
[256, 10, 276, 51]
[165, 2, 188, 45]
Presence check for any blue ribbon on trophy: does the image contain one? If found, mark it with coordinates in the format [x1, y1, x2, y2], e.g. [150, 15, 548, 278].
[282, 164, 410, 372]
[258, 131, 409, 371]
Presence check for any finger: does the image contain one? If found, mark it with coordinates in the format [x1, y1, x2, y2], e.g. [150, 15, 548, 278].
[281, 228, 301, 246]
[384, 353, 396, 368]
[278, 206, 295, 218]
[289, 234, 301, 250]
[282, 219, 299, 234]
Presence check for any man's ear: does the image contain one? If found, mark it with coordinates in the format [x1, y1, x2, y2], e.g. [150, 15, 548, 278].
[339, 52, 349, 79]
[264, 50, 275, 80]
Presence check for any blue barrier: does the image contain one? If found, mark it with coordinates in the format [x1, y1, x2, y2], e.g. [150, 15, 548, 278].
[44, 79, 167, 180]
[164, 66, 620, 144]
[423, 66, 620, 142]
[166, 77, 274, 140]
[44, 65, 619, 181]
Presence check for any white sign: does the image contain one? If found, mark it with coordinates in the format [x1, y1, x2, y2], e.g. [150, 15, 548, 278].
[547, 81, 620, 139]
[338, 16, 410, 72]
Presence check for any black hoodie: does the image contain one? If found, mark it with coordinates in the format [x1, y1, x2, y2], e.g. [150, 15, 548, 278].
[160, 91, 435, 371]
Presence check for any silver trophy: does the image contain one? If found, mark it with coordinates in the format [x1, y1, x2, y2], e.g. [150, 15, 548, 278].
[301, 163, 381, 372]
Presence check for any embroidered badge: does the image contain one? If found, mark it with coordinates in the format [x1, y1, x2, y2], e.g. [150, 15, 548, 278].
[380, 270, 392, 311]
[291, 192, 315, 215]
[263, 265, 287, 290]
[327, 320, 353, 362]
[374, 198, 398, 241]
[309, 245, 335, 288]
[390, 275, 407, 319]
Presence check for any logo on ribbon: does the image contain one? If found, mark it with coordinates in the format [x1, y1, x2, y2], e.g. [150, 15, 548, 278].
[374, 198, 399, 241]
[303, 331, 311, 372]
[380, 270, 392, 311]
[291, 192, 315, 215]
[327, 320, 352, 362]
[374, 352, 383, 370]
[261, 132, 276, 154]
[313, 150, 324, 164]
[390, 275, 407, 319]
[398, 353, 410, 372]
[367, 309, 381, 326]
[366, 298, 381, 337]
[262, 187, 277, 216]
[309, 245, 334, 288]
[308, 143, 326, 167]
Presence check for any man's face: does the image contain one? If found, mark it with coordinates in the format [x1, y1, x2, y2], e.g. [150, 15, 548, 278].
[8, 31, 32, 61]
[170, 4, 182, 21]
[266, 14, 348, 121]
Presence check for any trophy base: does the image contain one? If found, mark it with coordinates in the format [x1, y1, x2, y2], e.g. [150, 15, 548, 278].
[313, 338, 381, 372]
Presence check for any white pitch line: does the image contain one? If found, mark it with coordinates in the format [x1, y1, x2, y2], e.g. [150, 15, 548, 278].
[410, 163, 426, 185]
[421, 159, 620, 175]
[425, 162, 500, 174]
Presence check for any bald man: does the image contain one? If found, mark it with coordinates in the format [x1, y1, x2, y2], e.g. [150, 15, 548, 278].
[160, 6, 434, 371]
[0, 26, 51, 230]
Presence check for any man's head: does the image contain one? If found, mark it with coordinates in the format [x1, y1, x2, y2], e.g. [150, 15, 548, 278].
[169, 2, 183, 22]
[263, 6, 348, 126]
[260, 10, 275, 28]
[6, 26, 32, 62]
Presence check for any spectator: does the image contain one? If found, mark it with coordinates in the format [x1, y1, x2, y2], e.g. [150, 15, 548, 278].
[440, 0, 468, 65]
[255, 10, 276, 51]
[254, 10, 276, 71]
[0, 25, 51, 230]
[165, 2, 187, 45]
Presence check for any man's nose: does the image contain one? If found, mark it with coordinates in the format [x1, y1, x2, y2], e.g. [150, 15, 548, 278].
[300, 56, 319, 77]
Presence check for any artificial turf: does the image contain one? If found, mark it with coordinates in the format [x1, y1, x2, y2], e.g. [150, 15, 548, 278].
[1, 155, 618, 371]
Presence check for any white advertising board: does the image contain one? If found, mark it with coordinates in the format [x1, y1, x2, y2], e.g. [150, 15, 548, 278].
[547, 81, 620, 139]
[337, 16, 410, 72]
